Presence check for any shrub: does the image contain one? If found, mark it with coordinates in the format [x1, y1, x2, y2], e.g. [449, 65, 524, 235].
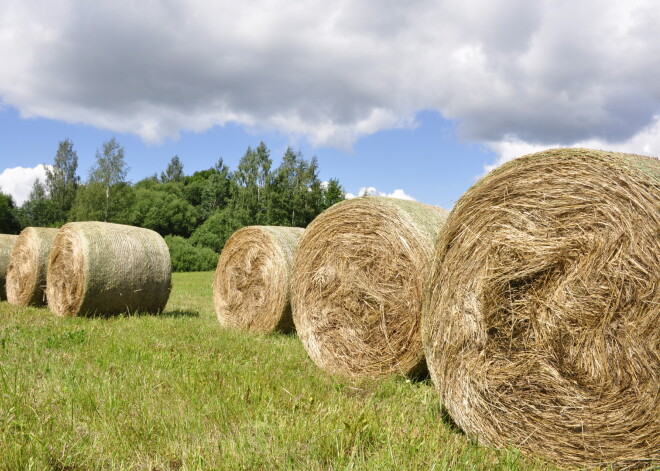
[164, 235, 218, 272]
[189, 208, 242, 253]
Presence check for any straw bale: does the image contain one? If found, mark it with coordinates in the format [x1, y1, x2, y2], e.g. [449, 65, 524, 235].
[293, 196, 448, 378]
[423, 148, 660, 469]
[213, 225, 304, 333]
[6, 227, 58, 306]
[0, 234, 19, 300]
[46, 222, 171, 317]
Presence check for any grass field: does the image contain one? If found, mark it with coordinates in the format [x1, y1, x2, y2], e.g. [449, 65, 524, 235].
[0, 272, 557, 471]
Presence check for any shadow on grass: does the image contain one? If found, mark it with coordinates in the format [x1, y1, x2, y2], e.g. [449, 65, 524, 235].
[157, 309, 200, 318]
[272, 329, 298, 339]
[81, 309, 200, 319]
[441, 405, 464, 435]
[407, 358, 431, 383]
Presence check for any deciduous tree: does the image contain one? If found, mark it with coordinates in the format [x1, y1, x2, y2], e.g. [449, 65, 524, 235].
[160, 155, 184, 183]
[18, 180, 59, 227]
[0, 191, 21, 233]
[232, 142, 272, 225]
[45, 138, 79, 222]
[89, 137, 129, 222]
[201, 158, 231, 218]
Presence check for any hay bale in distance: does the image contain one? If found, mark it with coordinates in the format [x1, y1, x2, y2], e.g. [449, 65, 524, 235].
[422, 148, 660, 469]
[6, 227, 59, 306]
[46, 222, 171, 317]
[0, 234, 19, 300]
[214, 225, 304, 333]
[293, 196, 448, 379]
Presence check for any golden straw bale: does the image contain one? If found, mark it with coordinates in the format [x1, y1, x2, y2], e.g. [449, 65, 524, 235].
[293, 196, 448, 379]
[423, 148, 660, 469]
[0, 234, 19, 300]
[214, 225, 304, 333]
[6, 227, 59, 306]
[46, 222, 171, 317]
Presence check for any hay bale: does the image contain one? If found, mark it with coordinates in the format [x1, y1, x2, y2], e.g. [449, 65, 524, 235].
[0, 234, 19, 300]
[422, 148, 660, 469]
[293, 196, 448, 378]
[46, 222, 171, 317]
[213, 225, 304, 333]
[6, 227, 59, 306]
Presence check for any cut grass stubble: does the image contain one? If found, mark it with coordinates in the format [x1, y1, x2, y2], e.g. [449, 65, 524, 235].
[0, 271, 555, 470]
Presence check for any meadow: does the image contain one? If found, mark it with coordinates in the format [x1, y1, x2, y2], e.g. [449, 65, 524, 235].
[0, 271, 556, 471]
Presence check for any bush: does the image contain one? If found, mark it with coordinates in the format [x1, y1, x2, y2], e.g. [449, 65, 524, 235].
[127, 189, 199, 238]
[164, 235, 218, 272]
[189, 208, 243, 253]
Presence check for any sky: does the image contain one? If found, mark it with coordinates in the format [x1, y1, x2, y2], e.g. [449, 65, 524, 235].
[1, 0, 660, 207]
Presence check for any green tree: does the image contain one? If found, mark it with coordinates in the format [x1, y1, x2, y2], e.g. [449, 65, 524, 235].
[164, 235, 219, 272]
[69, 181, 134, 223]
[126, 188, 197, 237]
[89, 137, 129, 222]
[69, 183, 104, 221]
[270, 148, 328, 227]
[322, 178, 345, 208]
[189, 207, 243, 253]
[160, 155, 184, 183]
[45, 138, 79, 222]
[143, 173, 159, 183]
[0, 191, 21, 233]
[18, 179, 59, 227]
[181, 169, 212, 207]
[200, 158, 231, 219]
[270, 147, 298, 225]
[232, 142, 272, 225]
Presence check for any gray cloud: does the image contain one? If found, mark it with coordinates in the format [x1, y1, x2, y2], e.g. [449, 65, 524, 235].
[1, 0, 659, 153]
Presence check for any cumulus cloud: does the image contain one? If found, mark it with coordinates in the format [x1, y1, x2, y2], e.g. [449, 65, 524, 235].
[0, 164, 49, 205]
[1, 0, 660, 158]
[345, 187, 416, 201]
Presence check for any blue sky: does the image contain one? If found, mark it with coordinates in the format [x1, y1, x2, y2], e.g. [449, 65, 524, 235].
[0, 106, 490, 208]
[2, 1, 659, 207]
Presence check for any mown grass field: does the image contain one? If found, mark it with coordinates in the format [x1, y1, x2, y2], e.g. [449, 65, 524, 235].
[0, 272, 557, 471]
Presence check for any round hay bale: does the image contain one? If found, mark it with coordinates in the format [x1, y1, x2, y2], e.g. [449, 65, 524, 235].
[422, 148, 660, 469]
[213, 225, 304, 333]
[0, 234, 19, 300]
[46, 222, 171, 317]
[293, 196, 448, 379]
[6, 227, 59, 306]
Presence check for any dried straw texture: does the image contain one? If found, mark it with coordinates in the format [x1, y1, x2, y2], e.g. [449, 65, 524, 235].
[46, 222, 171, 317]
[0, 234, 19, 300]
[293, 197, 448, 379]
[214, 226, 304, 333]
[6, 227, 59, 306]
[423, 148, 660, 469]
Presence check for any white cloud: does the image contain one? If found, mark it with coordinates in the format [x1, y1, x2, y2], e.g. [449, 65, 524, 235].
[346, 187, 416, 201]
[1, 1, 660, 155]
[0, 164, 49, 205]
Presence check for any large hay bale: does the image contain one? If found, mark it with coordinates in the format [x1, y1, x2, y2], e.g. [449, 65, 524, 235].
[0, 234, 19, 300]
[6, 227, 59, 306]
[46, 222, 171, 317]
[293, 196, 448, 378]
[213, 225, 304, 333]
[423, 148, 660, 469]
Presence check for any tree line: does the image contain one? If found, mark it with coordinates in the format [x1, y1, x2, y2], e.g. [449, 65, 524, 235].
[0, 138, 345, 270]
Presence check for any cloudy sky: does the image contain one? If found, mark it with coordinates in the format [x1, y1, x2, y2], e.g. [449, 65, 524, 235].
[1, 0, 659, 206]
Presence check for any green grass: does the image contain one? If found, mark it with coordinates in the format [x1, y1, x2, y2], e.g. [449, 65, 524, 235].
[0, 272, 556, 471]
